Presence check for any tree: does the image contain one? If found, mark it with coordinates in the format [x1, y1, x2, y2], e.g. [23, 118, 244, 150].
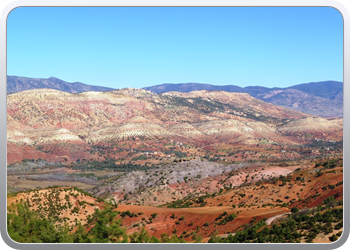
[73, 223, 92, 243]
[329, 234, 338, 242]
[129, 227, 160, 243]
[291, 207, 299, 214]
[89, 207, 127, 243]
[192, 233, 203, 243]
[7, 202, 72, 243]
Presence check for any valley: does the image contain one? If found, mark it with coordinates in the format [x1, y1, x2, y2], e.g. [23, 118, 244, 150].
[7, 157, 343, 243]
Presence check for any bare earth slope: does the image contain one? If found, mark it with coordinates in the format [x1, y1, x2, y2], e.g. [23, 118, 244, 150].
[7, 88, 342, 164]
[7, 157, 343, 243]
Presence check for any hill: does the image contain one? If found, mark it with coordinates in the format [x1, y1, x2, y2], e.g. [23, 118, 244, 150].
[7, 76, 343, 117]
[143, 81, 343, 117]
[7, 75, 115, 94]
[7, 157, 343, 243]
[6, 83, 343, 244]
[7, 87, 343, 165]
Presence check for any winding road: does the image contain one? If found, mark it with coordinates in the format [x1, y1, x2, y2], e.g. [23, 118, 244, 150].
[265, 212, 291, 225]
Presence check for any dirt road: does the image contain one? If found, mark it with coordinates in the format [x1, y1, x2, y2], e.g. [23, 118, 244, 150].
[265, 212, 291, 225]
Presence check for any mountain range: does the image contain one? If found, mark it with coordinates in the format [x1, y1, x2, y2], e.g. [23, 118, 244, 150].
[7, 75, 114, 94]
[143, 81, 343, 117]
[7, 76, 343, 117]
[7, 79, 344, 243]
[143, 81, 343, 99]
[7, 87, 343, 165]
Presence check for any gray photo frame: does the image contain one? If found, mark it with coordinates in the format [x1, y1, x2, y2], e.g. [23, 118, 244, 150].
[1, 1, 348, 249]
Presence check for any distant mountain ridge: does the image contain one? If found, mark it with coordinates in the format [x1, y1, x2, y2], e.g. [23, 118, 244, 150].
[143, 81, 342, 99]
[7, 76, 343, 117]
[7, 75, 115, 94]
[143, 81, 343, 117]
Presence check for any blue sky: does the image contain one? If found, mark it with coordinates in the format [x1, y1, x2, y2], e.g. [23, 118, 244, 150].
[7, 7, 343, 89]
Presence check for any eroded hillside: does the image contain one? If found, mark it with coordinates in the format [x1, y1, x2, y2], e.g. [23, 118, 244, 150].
[7, 88, 342, 165]
[7, 157, 343, 243]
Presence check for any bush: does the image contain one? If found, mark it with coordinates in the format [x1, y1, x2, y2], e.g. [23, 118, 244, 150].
[218, 213, 236, 225]
[291, 207, 299, 213]
[334, 221, 343, 230]
[329, 234, 338, 242]
[129, 227, 160, 243]
[323, 196, 338, 208]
